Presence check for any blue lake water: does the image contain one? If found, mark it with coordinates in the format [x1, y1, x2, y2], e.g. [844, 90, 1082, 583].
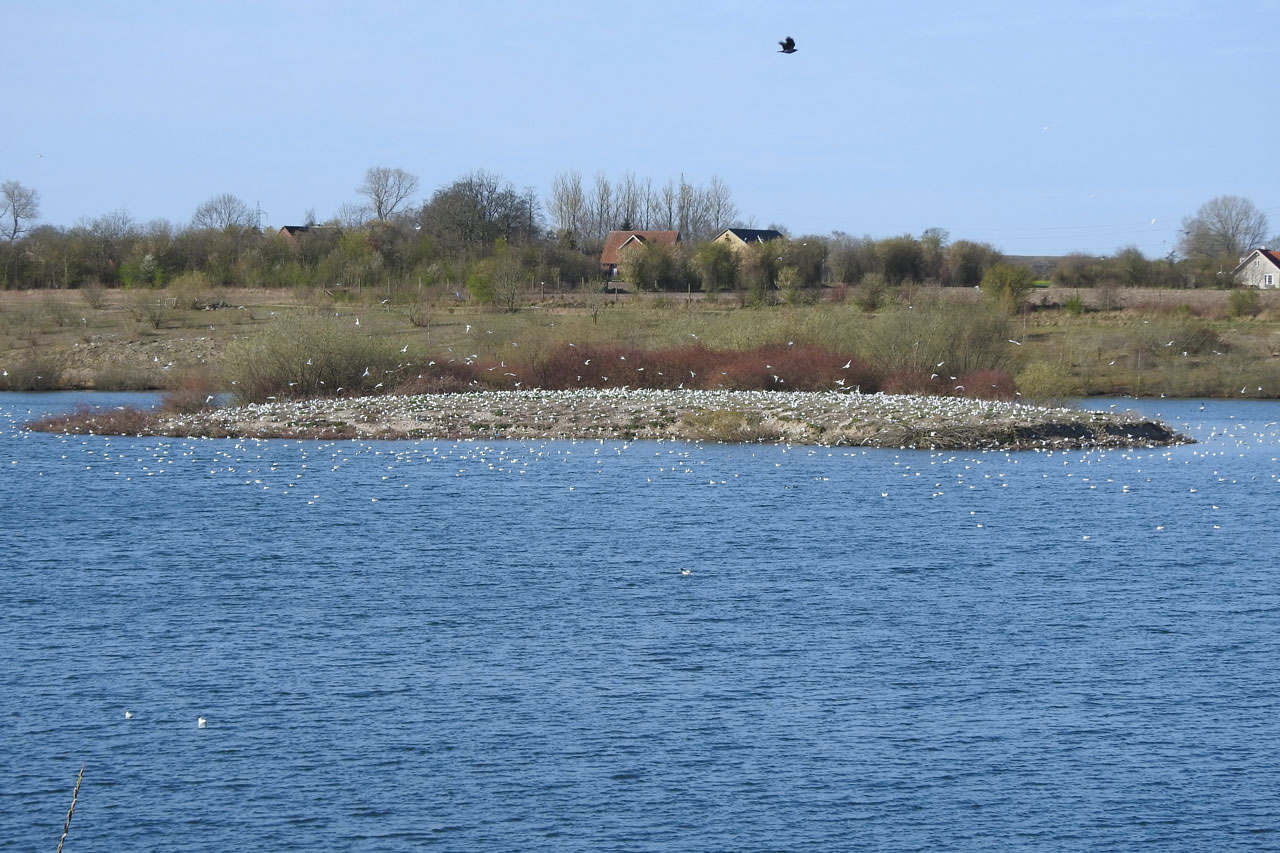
[1, 391, 1278, 851]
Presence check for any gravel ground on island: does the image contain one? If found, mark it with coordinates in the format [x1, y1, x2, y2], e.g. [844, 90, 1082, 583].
[98, 390, 1190, 450]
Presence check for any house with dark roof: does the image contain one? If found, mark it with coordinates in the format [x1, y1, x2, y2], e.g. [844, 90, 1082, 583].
[277, 224, 339, 244]
[600, 230, 680, 277]
[711, 228, 784, 252]
[1233, 248, 1280, 289]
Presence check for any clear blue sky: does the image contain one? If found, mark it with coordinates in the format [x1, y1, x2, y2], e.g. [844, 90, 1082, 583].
[5, 0, 1278, 256]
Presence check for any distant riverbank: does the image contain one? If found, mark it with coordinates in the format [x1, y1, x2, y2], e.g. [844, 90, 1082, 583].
[28, 389, 1189, 450]
[3, 286, 1279, 403]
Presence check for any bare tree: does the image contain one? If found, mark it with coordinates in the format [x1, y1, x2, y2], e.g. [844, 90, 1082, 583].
[1, 180, 40, 241]
[703, 176, 738, 237]
[1178, 195, 1270, 261]
[333, 202, 372, 229]
[616, 171, 643, 230]
[635, 174, 656, 230]
[656, 178, 678, 230]
[588, 172, 614, 243]
[358, 166, 419, 220]
[677, 177, 696, 239]
[191, 193, 256, 230]
[551, 170, 736, 242]
[676, 177, 725, 241]
[419, 169, 540, 254]
[548, 169, 586, 244]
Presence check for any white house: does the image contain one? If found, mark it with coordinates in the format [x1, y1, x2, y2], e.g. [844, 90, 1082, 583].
[1233, 248, 1280, 289]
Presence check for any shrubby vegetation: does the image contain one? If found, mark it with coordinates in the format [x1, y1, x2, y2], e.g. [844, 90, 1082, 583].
[4, 170, 1272, 301]
[3, 173, 1279, 402]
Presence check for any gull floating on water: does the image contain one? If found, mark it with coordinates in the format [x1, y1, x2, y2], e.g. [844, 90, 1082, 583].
[197, 717, 207, 728]
[124, 710, 133, 719]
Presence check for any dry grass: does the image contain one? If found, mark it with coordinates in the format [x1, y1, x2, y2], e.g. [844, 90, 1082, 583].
[4, 285, 1280, 399]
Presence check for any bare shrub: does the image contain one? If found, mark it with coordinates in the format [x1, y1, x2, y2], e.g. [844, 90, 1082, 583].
[27, 405, 157, 435]
[714, 343, 875, 391]
[1229, 288, 1262, 318]
[41, 292, 77, 328]
[0, 352, 61, 390]
[711, 350, 775, 390]
[169, 271, 218, 310]
[408, 303, 433, 328]
[506, 341, 881, 393]
[126, 290, 172, 330]
[1130, 315, 1223, 362]
[91, 366, 158, 391]
[224, 315, 405, 402]
[957, 369, 1017, 400]
[881, 369, 938, 396]
[1016, 361, 1078, 404]
[81, 282, 108, 310]
[3, 302, 42, 341]
[865, 296, 1015, 378]
[855, 273, 887, 313]
[392, 360, 480, 394]
[160, 369, 220, 413]
[679, 410, 783, 443]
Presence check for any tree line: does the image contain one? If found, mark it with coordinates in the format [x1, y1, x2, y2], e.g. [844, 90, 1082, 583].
[1, 169, 1274, 298]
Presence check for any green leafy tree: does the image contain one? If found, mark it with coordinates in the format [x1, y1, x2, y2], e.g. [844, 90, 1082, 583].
[827, 232, 878, 285]
[693, 241, 738, 292]
[1110, 246, 1151, 288]
[877, 234, 925, 284]
[981, 262, 1035, 311]
[619, 241, 686, 291]
[944, 240, 1002, 287]
[777, 266, 808, 304]
[783, 237, 828, 287]
[739, 240, 780, 304]
[465, 268, 495, 304]
[1052, 253, 1104, 289]
[919, 227, 949, 281]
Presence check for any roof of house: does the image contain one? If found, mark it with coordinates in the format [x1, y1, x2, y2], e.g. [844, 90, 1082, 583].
[1233, 247, 1280, 274]
[278, 224, 337, 238]
[715, 227, 784, 245]
[600, 230, 680, 265]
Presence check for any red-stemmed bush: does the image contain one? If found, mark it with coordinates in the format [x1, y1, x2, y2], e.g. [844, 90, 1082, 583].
[956, 370, 1017, 400]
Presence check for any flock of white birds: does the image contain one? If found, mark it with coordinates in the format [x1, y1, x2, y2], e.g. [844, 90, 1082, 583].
[125, 389, 1186, 450]
[4, 394, 1277, 746]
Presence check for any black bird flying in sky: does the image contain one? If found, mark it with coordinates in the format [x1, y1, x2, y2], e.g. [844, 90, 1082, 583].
[778, 36, 797, 54]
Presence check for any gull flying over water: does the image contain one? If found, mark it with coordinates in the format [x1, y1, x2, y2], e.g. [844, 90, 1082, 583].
[778, 36, 797, 54]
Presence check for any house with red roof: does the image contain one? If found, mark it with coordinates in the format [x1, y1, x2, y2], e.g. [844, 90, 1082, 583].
[600, 230, 680, 277]
[1233, 248, 1280, 289]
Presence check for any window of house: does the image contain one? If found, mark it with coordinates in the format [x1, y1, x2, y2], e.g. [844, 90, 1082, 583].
[1266, 273, 1275, 288]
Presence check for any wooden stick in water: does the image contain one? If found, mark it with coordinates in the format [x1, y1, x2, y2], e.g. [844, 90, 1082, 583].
[56, 764, 84, 853]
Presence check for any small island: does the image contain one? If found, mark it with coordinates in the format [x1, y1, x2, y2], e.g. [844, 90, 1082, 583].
[30, 389, 1188, 450]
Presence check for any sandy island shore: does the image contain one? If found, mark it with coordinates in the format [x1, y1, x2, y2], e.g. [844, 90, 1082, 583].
[34, 390, 1190, 450]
